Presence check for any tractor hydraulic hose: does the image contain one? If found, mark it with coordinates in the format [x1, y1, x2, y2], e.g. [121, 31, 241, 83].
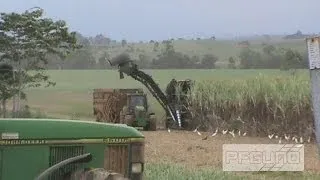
[35, 153, 92, 180]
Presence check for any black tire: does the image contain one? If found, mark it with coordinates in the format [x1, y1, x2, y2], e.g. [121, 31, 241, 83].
[143, 115, 157, 131]
[165, 117, 177, 129]
[148, 115, 157, 131]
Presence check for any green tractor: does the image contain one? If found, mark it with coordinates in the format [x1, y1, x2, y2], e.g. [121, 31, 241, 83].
[93, 88, 157, 131]
[0, 118, 145, 180]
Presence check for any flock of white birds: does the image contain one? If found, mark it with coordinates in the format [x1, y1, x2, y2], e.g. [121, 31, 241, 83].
[167, 127, 312, 144]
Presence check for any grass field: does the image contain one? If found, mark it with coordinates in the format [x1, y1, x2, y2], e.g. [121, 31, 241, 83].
[24, 69, 309, 119]
[145, 162, 320, 180]
[18, 69, 320, 179]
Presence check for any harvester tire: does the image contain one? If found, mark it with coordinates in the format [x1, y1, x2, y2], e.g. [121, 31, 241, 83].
[148, 115, 157, 131]
[70, 168, 129, 180]
[165, 117, 174, 129]
[165, 117, 182, 130]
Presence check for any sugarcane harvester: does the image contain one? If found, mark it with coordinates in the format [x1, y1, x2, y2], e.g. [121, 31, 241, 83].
[108, 53, 193, 129]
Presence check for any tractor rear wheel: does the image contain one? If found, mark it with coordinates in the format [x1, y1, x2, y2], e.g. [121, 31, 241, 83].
[147, 115, 157, 131]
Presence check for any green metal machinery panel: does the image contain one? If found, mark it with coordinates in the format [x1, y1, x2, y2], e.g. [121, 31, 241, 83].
[48, 145, 85, 180]
[0, 150, 2, 180]
[1, 146, 48, 180]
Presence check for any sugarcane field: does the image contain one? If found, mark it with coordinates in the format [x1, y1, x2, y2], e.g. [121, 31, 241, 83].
[1, 3, 320, 180]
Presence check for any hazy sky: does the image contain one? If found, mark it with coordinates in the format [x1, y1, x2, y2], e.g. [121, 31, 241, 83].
[0, 0, 319, 41]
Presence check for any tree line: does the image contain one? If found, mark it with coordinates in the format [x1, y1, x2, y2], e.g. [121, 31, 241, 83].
[46, 39, 220, 69]
[237, 44, 307, 70]
[46, 36, 308, 70]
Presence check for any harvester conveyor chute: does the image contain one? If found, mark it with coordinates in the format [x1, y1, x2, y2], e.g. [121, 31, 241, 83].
[108, 54, 179, 127]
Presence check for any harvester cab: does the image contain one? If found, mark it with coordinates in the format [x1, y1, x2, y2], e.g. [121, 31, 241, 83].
[128, 94, 147, 111]
[108, 53, 194, 130]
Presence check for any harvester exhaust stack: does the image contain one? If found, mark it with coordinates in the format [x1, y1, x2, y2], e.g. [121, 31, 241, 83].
[108, 53, 132, 79]
[108, 53, 132, 66]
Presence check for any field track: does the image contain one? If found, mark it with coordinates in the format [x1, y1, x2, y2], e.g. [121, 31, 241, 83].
[143, 130, 320, 172]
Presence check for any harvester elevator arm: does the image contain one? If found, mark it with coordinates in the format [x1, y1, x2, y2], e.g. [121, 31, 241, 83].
[108, 54, 179, 125]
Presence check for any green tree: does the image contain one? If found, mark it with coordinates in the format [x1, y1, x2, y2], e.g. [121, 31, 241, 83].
[137, 53, 149, 68]
[262, 44, 276, 55]
[0, 63, 15, 117]
[239, 48, 261, 69]
[228, 57, 236, 69]
[153, 41, 159, 52]
[121, 39, 127, 47]
[191, 55, 201, 66]
[75, 32, 90, 46]
[65, 48, 96, 69]
[0, 7, 80, 111]
[98, 52, 110, 69]
[281, 48, 304, 70]
[162, 40, 175, 55]
[94, 34, 111, 46]
[201, 54, 218, 69]
[260, 44, 286, 69]
[0, 63, 27, 117]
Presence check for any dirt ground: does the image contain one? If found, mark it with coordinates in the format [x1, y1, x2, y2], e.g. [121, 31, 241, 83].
[142, 130, 320, 173]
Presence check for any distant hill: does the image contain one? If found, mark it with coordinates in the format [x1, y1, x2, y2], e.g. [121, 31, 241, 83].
[75, 32, 309, 68]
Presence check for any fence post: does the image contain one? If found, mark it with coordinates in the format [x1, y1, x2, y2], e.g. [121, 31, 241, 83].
[306, 36, 320, 154]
